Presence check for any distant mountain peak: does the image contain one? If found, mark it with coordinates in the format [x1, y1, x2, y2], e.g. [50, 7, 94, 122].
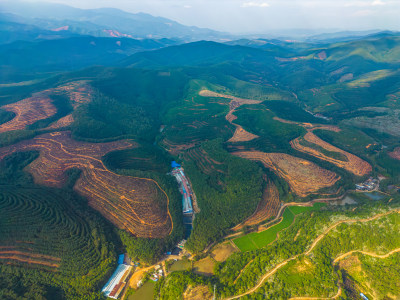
[0, 1, 229, 41]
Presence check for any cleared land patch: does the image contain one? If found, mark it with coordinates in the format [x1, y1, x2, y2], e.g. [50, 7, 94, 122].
[233, 177, 281, 231]
[193, 257, 215, 276]
[184, 285, 213, 300]
[389, 147, 400, 161]
[0, 92, 57, 133]
[0, 81, 93, 133]
[199, 89, 261, 143]
[0, 131, 172, 238]
[291, 131, 372, 177]
[233, 151, 340, 197]
[211, 242, 238, 262]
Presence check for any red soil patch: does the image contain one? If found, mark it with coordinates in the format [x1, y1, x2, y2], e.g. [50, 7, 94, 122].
[233, 151, 340, 197]
[389, 148, 400, 161]
[46, 114, 74, 129]
[0, 131, 172, 238]
[0, 250, 60, 268]
[53, 80, 93, 108]
[228, 126, 259, 143]
[0, 93, 57, 133]
[291, 132, 372, 177]
[0, 81, 93, 134]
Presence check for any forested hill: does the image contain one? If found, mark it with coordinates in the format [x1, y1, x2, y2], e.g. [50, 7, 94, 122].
[2, 26, 400, 299]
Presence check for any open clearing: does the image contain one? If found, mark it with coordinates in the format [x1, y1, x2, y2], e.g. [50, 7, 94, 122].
[0, 131, 172, 238]
[233, 151, 340, 197]
[291, 131, 371, 176]
[184, 285, 213, 300]
[211, 242, 238, 262]
[0, 80, 93, 133]
[199, 89, 261, 142]
[193, 257, 215, 276]
[389, 147, 400, 160]
[233, 177, 281, 231]
[0, 92, 56, 133]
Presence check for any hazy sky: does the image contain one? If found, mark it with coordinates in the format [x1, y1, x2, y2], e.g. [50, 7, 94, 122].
[26, 0, 400, 33]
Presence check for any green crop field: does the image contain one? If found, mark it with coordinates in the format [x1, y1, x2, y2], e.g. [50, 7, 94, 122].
[233, 208, 295, 251]
[289, 202, 327, 215]
[233, 203, 327, 251]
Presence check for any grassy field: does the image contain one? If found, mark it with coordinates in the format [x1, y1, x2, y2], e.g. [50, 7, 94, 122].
[289, 202, 327, 215]
[169, 258, 191, 272]
[233, 203, 327, 251]
[193, 257, 215, 276]
[128, 281, 156, 300]
[233, 208, 295, 251]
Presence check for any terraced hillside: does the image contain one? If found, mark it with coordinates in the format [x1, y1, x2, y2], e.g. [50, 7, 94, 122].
[0, 92, 57, 133]
[0, 80, 93, 133]
[233, 151, 340, 197]
[199, 89, 261, 143]
[161, 87, 234, 154]
[291, 131, 372, 177]
[233, 177, 281, 231]
[0, 131, 172, 238]
[0, 185, 116, 298]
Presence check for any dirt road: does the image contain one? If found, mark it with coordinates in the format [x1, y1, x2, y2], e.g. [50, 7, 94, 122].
[224, 209, 399, 300]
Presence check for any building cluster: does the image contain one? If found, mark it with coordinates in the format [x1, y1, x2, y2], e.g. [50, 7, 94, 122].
[171, 161, 193, 214]
[101, 254, 132, 299]
[356, 177, 379, 191]
[150, 264, 164, 282]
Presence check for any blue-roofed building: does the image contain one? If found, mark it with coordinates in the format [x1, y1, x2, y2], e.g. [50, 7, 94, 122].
[117, 254, 124, 265]
[171, 161, 181, 168]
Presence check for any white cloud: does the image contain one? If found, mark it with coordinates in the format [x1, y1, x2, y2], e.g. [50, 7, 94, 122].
[371, 0, 385, 5]
[241, 1, 270, 8]
[345, 0, 386, 7]
[183, 5, 192, 9]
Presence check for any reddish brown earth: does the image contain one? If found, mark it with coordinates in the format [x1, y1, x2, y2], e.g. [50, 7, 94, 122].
[0, 93, 57, 133]
[0, 131, 172, 238]
[0, 80, 93, 133]
[0, 249, 61, 269]
[233, 151, 340, 197]
[389, 148, 400, 160]
[291, 132, 372, 177]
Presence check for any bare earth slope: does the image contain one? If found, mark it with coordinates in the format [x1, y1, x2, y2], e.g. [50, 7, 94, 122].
[233, 151, 340, 197]
[0, 131, 172, 238]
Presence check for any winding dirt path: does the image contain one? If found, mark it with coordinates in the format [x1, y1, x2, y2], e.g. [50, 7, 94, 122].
[199, 90, 260, 142]
[224, 209, 399, 300]
[288, 248, 400, 300]
[333, 247, 400, 264]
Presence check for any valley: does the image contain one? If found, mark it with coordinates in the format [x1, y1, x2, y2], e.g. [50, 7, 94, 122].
[1, 6, 400, 298]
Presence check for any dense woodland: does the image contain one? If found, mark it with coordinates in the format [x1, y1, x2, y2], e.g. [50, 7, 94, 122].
[1, 23, 400, 299]
[183, 139, 263, 252]
[0, 152, 117, 299]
